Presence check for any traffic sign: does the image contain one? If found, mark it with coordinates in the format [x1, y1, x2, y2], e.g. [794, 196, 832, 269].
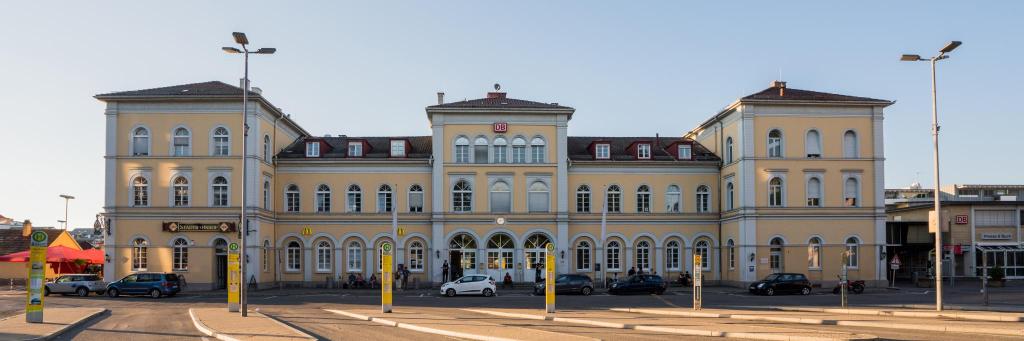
[382, 242, 393, 313]
[26, 231, 47, 323]
[890, 254, 902, 270]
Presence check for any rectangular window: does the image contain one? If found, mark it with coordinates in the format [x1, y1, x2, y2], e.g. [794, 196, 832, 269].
[595, 144, 610, 159]
[490, 190, 511, 213]
[286, 192, 299, 212]
[528, 191, 549, 213]
[637, 143, 651, 159]
[287, 247, 301, 271]
[348, 142, 363, 157]
[390, 140, 406, 157]
[576, 247, 591, 271]
[306, 142, 320, 157]
[173, 136, 189, 156]
[493, 145, 507, 163]
[636, 193, 650, 213]
[347, 192, 362, 212]
[677, 144, 692, 160]
[409, 247, 424, 271]
[409, 191, 423, 213]
[316, 193, 331, 213]
[377, 191, 392, 212]
[576, 192, 590, 213]
[531, 145, 544, 163]
[214, 137, 229, 156]
[607, 246, 620, 271]
[666, 192, 680, 213]
[347, 248, 362, 271]
[607, 193, 621, 213]
[455, 145, 470, 163]
[474, 145, 488, 164]
[728, 246, 736, 269]
[512, 146, 526, 163]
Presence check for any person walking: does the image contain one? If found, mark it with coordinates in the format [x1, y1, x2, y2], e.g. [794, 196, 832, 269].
[442, 260, 450, 283]
[401, 266, 410, 290]
[534, 263, 543, 283]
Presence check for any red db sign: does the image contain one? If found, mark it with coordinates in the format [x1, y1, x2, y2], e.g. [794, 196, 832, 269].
[955, 215, 968, 225]
[493, 122, 508, 133]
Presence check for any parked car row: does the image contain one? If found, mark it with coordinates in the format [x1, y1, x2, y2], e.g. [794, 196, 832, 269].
[44, 272, 181, 299]
[441, 273, 667, 297]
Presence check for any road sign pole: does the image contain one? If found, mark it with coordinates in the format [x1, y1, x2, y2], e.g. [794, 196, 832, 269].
[693, 255, 702, 310]
[841, 251, 849, 309]
[227, 243, 240, 312]
[26, 231, 47, 323]
[982, 250, 988, 306]
[545, 243, 555, 314]
[382, 242, 393, 313]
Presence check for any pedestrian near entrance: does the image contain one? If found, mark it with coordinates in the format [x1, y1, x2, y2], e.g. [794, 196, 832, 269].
[401, 267, 410, 290]
[442, 261, 449, 283]
[369, 274, 378, 289]
[535, 263, 543, 283]
[628, 267, 636, 276]
[503, 272, 513, 289]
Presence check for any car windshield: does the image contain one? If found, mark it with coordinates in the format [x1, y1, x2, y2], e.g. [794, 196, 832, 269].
[165, 274, 179, 282]
[763, 274, 780, 281]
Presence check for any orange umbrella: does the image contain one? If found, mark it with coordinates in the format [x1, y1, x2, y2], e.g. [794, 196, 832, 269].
[0, 245, 103, 263]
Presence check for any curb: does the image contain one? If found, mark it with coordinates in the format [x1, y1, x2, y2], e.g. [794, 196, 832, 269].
[768, 306, 1024, 322]
[324, 309, 517, 341]
[464, 308, 873, 341]
[252, 311, 317, 340]
[189, 308, 239, 341]
[26, 308, 107, 341]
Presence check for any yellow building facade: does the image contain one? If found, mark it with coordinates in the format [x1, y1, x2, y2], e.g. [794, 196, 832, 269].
[97, 80, 891, 289]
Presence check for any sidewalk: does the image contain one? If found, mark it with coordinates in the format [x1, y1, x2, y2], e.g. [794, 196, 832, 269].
[189, 308, 316, 341]
[0, 307, 106, 341]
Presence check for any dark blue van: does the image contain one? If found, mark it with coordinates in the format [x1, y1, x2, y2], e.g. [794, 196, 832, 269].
[106, 273, 181, 298]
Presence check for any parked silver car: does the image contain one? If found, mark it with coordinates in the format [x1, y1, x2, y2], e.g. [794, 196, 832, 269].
[45, 274, 106, 297]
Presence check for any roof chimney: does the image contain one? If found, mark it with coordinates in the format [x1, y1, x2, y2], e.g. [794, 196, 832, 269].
[437, 92, 445, 105]
[487, 83, 506, 99]
[771, 80, 787, 96]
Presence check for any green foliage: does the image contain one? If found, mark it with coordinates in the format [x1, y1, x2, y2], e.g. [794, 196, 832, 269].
[990, 264, 1005, 281]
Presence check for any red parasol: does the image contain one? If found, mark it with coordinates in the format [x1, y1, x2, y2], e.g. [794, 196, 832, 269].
[0, 245, 104, 264]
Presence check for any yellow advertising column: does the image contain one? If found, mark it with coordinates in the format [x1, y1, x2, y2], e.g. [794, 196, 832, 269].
[381, 242, 394, 313]
[227, 242, 240, 312]
[693, 254, 702, 310]
[26, 231, 47, 323]
[545, 243, 555, 314]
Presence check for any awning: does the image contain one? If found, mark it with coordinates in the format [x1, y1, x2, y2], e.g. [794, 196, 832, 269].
[0, 246, 103, 263]
[976, 245, 1024, 251]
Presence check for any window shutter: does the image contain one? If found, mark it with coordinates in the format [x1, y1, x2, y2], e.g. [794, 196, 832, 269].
[806, 131, 821, 156]
[844, 131, 857, 157]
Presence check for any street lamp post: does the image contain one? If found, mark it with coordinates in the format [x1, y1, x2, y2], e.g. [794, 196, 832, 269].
[59, 194, 75, 230]
[223, 32, 275, 318]
[901, 40, 961, 312]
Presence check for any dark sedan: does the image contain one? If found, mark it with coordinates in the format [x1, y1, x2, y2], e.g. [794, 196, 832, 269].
[608, 274, 667, 295]
[748, 273, 812, 296]
[533, 274, 594, 296]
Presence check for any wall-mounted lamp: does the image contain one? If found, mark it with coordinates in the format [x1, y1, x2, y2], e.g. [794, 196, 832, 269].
[104, 254, 111, 263]
[749, 253, 756, 262]
[560, 250, 565, 259]
[436, 250, 440, 259]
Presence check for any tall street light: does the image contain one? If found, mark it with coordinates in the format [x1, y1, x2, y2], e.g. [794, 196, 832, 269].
[901, 40, 961, 312]
[223, 32, 275, 317]
[59, 194, 75, 230]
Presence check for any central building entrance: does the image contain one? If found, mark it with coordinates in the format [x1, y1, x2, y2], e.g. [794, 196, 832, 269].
[524, 233, 551, 282]
[213, 238, 228, 290]
[449, 233, 477, 280]
[486, 233, 514, 281]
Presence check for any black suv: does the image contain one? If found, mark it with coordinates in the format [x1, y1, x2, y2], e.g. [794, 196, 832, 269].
[609, 274, 667, 295]
[749, 273, 812, 296]
[534, 274, 594, 296]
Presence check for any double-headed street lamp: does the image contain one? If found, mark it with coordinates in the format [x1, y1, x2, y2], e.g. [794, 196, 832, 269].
[901, 40, 961, 312]
[223, 32, 275, 318]
[59, 194, 75, 230]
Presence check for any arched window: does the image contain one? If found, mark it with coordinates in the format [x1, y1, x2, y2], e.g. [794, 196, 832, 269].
[843, 130, 858, 158]
[263, 135, 272, 162]
[132, 127, 150, 156]
[524, 233, 550, 273]
[726, 182, 735, 210]
[485, 233, 513, 272]
[172, 238, 189, 271]
[606, 240, 621, 271]
[347, 184, 362, 212]
[530, 137, 546, 163]
[211, 176, 229, 207]
[493, 137, 508, 163]
[377, 184, 393, 212]
[844, 177, 860, 207]
[449, 233, 477, 270]
[489, 181, 511, 213]
[725, 137, 734, 163]
[666, 185, 681, 213]
[768, 177, 783, 207]
[285, 184, 300, 212]
[807, 177, 822, 207]
[845, 237, 860, 268]
[347, 241, 362, 271]
[635, 240, 651, 271]
[727, 239, 736, 269]
[263, 180, 270, 209]
[262, 240, 270, 272]
[132, 176, 149, 207]
[528, 181, 550, 213]
[408, 184, 424, 212]
[770, 237, 784, 273]
[805, 130, 821, 158]
[408, 241, 424, 271]
[316, 184, 331, 213]
[606, 185, 622, 213]
[525, 234, 551, 249]
[576, 185, 591, 213]
[666, 240, 680, 271]
[695, 239, 710, 270]
[286, 241, 301, 271]
[575, 240, 592, 271]
[316, 240, 332, 272]
[473, 137, 488, 164]
[808, 237, 822, 269]
[213, 127, 230, 156]
[696, 185, 710, 212]
[173, 127, 191, 156]
[132, 238, 148, 271]
[452, 180, 472, 212]
[511, 137, 527, 163]
[454, 137, 470, 163]
[768, 129, 783, 158]
[636, 185, 651, 213]
[172, 176, 190, 207]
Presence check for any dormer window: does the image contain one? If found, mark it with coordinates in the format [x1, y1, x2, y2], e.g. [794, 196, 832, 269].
[348, 142, 363, 157]
[390, 140, 406, 157]
[305, 141, 320, 157]
[637, 143, 651, 159]
[678, 144, 692, 160]
[595, 143, 610, 159]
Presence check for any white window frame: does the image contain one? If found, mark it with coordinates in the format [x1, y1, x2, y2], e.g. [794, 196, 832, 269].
[636, 185, 651, 213]
[808, 237, 823, 270]
[211, 126, 231, 156]
[211, 175, 230, 207]
[606, 185, 622, 213]
[263, 135, 272, 162]
[527, 180, 550, 213]
[805, 129, 822, 158]
[493, 137, 508, 163]
[285, 184, 300, 212]
[843, 175, 861, 207]
[696, 185, 710, 213]
[263, 179, 271, 209]
[306, 141, 320, 157]
[348, 142, 363, 157]
[377, 184, 393, 213]
[843, 130, 859, 158]
[455, 137, 470, 163]
[316, 240, 332, 273]
[390, 140, 406, 157]
[635, 240, 651, 271]
[806, 175, 823, 207]
[316, 184, 331, 213]
[130, 175, 150, 207]
[595, 143, 611, 160]
[172, 176, 190, 207]
[408, 184, 424, 213]
[452, 179, 473, 212]
[666, 185, 681, 213]
[576, 184, 591, 213]
[131, 126, 151, 156]
[131, 238, 148, 271]
[262, 240, 270, 272]
[666, 240, 681, 271]
[408, 241, 425, 272]
[768, 176, 785, 207]
[606, 240, 621, 271]
[575, 240, 592, 271]
[727, 239, 736, 270]
[845, 237, 860, 268]
[530, 137, 546, 163]
[637, 143, 651, 159]
[286, 241, 301, 272]
[677, 144, 692, 160]
[695, 239, 711, 270]
[347, 241, 363, 272]
[767, 129, 783, 158]
[172, 237, 189, 271]
[511, 137, 526, 163]
[171, 126, 192, 156]
[725, 137, 734, 163]
[347, 184, 362, 213]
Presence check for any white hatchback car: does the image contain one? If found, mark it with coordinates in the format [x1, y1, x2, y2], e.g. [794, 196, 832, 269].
[440, 275, 496, 297]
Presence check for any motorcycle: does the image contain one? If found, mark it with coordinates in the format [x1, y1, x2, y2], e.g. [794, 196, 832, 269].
[832, 277, 865, 294]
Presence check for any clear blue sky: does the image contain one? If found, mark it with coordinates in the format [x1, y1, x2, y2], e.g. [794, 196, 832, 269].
[1, 1, 1020, 230]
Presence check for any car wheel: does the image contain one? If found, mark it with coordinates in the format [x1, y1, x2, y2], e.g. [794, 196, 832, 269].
[853, 285, 864, 294]
[801, 287, 811, 295]
[766, 288, 775, 296]
[149, 289, 162, 299]
[445, 289, 456, 297]
[581, 286, 593, 296]
[44, 287, 50, 297]
[107, 288, 120, 298]
[77, 287, 89, 297]
[482, 288, 494, 297]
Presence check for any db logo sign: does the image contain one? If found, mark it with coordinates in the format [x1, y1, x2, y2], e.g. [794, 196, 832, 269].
[955, 215, 968, 225]
[493, 122, 508, 133]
